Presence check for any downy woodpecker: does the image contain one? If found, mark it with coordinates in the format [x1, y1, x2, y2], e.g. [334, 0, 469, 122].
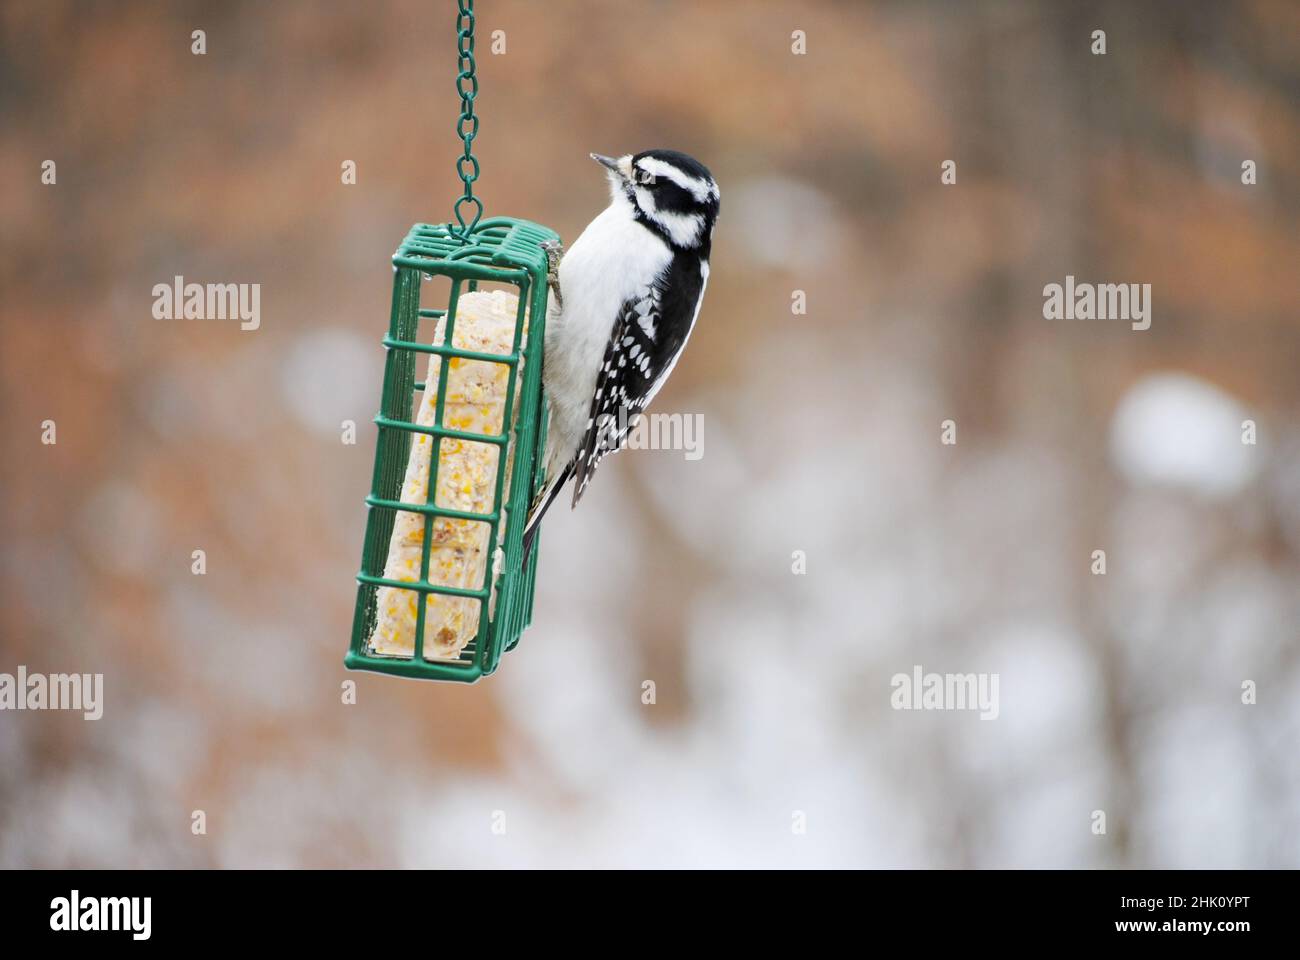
[523, 149, 719, 554]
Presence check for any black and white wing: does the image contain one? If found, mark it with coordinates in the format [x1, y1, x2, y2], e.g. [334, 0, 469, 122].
[570, 253, 708, 506]
[570, 283, 666, 506]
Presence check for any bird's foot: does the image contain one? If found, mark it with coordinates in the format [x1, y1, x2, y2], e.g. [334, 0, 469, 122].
[541, 239, 565, 309]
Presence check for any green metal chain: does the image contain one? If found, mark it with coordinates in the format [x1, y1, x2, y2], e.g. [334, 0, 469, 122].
[451, 0, 482, 242]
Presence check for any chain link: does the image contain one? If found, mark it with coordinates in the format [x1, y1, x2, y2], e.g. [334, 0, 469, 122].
[450, 0, 482, 242]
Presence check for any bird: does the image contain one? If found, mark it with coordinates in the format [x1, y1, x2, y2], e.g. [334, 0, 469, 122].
[522, 149, 720, 557]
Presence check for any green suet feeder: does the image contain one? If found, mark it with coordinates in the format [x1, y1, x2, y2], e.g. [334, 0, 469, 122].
[345, 0, 558, 682]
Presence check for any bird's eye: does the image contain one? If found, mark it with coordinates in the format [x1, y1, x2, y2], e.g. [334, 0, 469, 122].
[636, 169, 655, 186]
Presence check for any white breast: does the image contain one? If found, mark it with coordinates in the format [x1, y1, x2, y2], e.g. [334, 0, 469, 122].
[544, 197, 672, 467]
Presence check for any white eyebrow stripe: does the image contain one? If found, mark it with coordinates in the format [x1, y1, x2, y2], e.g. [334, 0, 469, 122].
[636, 157, 713, 202]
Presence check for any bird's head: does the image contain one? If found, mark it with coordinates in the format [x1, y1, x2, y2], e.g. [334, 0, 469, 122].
[591, 149, 719, 251]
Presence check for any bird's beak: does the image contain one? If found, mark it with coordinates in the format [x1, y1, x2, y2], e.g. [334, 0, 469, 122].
[592, 153, 636, 183]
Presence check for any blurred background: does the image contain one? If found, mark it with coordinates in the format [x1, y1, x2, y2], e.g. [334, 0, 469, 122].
[1, 0, 1297, 868]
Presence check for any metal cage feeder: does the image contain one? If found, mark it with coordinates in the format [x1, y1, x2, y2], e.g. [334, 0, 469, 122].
[345, 218, 559, 681]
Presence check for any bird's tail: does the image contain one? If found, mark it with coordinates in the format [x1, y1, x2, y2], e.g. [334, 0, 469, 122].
[522, 461, 571, 561]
